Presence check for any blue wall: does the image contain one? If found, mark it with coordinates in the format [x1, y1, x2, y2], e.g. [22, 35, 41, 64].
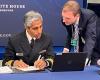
[0, 46, 5, 59]
[0, 0, 86, 46]
[0, 0, 87, 59]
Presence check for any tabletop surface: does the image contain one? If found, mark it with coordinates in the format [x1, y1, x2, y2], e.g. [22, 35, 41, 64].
[0, 66, 100, 80]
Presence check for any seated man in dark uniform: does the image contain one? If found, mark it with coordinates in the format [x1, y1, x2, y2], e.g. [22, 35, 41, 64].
[2, 10, 54, 70]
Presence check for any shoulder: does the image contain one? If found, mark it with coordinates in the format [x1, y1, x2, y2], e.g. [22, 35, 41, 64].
[80, 8, 97, 23]
[80, 8, 97, 18]
[41, 32, 52, 41]
[9, 31, 25, 42]
[81, 8, 96, 16]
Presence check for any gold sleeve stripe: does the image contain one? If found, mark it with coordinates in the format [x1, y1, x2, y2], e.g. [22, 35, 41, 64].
[5, 60, 14, 66]
[46, 58, 54, 65]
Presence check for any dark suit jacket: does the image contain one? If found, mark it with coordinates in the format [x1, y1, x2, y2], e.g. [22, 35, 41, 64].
[91, 18, 100, 65]
[62, 8, 97, 58]
[2, 31, 54, 66]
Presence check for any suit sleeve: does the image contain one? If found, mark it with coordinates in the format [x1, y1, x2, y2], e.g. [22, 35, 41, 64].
[62, 21, 72, 49]
[83, 14, 97, 58]
[2, 38, 16, 66]
[45, 36, 55, 67]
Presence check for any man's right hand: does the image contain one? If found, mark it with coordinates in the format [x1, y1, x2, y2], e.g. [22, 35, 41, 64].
[13, 60, 29, 69]
[97, 59, 100, 66]
[63, 48, 69, 53]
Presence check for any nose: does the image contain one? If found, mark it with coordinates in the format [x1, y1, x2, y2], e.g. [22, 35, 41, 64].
[37, 27, 42, 34]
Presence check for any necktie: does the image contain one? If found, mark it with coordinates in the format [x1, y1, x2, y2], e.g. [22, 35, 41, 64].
[70, 24, 79, 52]
[30, 39, 35, 48]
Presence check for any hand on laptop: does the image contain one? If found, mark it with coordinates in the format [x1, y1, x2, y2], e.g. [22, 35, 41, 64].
[63, 48, 69, 53]
[97, 59, 100, 66]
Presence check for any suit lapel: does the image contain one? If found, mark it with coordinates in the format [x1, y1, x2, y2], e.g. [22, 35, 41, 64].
[20, 31, 32, 55]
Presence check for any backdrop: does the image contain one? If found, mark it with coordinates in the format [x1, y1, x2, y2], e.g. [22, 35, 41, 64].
[0, 0, 86, 46]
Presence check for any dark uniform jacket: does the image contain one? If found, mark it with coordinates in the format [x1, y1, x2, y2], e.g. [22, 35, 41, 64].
[2, 31, 54, 66]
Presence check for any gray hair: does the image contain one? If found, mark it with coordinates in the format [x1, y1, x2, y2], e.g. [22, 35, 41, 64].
[24, 10, 43, 28]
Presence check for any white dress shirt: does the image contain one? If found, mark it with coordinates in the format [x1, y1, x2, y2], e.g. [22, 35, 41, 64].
[26, 30, 36, 44]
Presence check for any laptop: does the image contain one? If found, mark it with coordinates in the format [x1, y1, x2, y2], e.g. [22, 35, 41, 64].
[49, 52, 87, 72]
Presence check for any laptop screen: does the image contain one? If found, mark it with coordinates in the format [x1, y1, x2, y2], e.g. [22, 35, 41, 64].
[50, 53, 87, 72]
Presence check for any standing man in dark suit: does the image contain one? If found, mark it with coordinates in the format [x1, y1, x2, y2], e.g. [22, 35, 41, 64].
[62, 1, 97, 60]
[2, 10, 54, 70]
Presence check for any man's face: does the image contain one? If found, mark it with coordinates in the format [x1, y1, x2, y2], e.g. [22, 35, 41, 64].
[62, 8, 78, 25]
[27, 19, 43, 39]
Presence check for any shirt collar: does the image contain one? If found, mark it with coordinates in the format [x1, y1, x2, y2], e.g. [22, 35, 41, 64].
[74, 17, 79, 27]
[26, 30, 36, 44]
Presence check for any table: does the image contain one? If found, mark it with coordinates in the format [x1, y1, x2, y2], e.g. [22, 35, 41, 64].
[0, 66, 100, 80]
